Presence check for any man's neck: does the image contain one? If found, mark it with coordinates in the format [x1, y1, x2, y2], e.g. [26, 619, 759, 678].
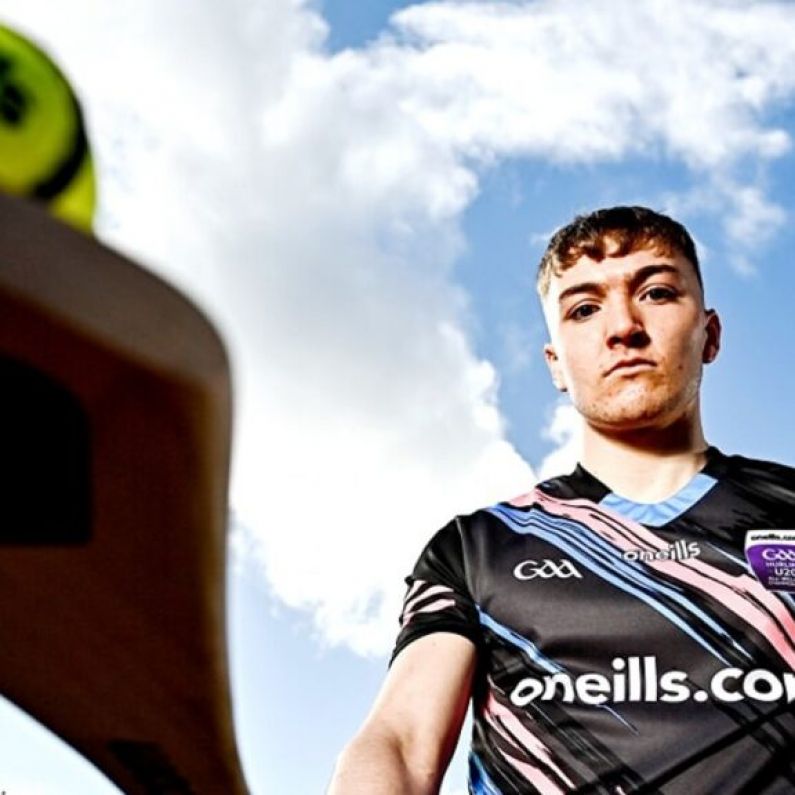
[580, 412, 709, 504]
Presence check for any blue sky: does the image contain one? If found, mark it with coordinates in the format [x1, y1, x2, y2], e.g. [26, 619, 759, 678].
[2, 1, 795, 793]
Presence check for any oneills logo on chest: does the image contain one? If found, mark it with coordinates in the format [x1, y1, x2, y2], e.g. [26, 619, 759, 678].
[622, 540, 701, 563]
[513, 559, 583, 580]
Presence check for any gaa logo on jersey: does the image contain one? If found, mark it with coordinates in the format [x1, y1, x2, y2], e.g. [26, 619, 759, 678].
[745, 530, 795, 593]
[513, 559, 583, 580]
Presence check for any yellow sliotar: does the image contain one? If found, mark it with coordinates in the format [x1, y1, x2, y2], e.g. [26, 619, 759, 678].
[0, 23, 95, 233]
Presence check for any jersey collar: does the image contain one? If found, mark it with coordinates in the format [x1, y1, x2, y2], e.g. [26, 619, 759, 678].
[544, 446, 724, 527]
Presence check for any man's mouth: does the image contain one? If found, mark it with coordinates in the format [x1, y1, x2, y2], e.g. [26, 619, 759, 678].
[605, 358, 656, 376]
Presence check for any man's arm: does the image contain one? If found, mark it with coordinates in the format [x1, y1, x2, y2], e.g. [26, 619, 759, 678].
[328, 632, 476, 795]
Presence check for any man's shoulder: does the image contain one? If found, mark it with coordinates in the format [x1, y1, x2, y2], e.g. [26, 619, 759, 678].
[715, 448, 795, 485]
[708, 448, 795, 518]
[453, 479, 569, 528]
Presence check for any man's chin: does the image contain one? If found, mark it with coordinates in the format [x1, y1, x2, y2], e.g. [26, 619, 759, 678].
[580, 401, 677, 433]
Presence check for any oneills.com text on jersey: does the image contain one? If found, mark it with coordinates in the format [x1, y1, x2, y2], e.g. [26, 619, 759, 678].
[510, 656, 795, 706]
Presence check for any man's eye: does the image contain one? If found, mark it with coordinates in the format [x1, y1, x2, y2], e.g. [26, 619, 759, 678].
[643, 286, 677, 302]
[569, 303, 598, 321]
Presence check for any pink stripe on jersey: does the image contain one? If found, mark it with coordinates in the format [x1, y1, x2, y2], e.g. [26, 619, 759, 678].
[401, 598, 456, 628]
[405, 579, 424, 601]
[533, 489, 795, 670]
[508, 490, 536, 508]
[483, 688, 572, 793]
[404, 583, 455, 616]
[503, 753, 568, 795]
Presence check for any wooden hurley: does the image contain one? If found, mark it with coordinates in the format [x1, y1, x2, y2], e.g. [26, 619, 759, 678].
[0, 192, 249, 794]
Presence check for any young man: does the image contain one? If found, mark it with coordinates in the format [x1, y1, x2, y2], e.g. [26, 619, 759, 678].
[328, 206, 795, 794]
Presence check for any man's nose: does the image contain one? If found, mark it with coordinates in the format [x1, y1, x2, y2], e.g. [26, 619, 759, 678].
[605, 297, 648, 348]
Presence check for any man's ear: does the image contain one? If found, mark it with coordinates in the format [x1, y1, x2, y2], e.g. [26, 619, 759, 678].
[703, 308, 721, 364]
[544, 343, 567, 392]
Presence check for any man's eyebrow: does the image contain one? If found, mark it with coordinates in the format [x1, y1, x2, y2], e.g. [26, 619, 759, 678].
[629, 263, 682, 289]
[557, 281, 605, 304]
[557, 263, 683, 305]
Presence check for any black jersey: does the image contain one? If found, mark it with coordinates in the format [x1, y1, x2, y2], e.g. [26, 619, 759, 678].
[391, 447, 795, 794]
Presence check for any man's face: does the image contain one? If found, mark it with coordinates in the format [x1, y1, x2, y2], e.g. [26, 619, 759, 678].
[542, 241, 721, 432]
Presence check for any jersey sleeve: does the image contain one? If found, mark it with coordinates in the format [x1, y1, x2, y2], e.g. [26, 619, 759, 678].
[389, 516, 482, 665]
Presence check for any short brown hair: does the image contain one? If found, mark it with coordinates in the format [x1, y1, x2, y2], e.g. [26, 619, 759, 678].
[537, 206, 703, 298]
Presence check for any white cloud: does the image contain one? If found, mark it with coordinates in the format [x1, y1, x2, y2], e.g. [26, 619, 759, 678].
[3, 780, 54, 795]
[662, 176, 785, 274]
[724, 181, 786, 274]
[384, 0, 795, 263]
[389, 0, 794, 165]
[724, 182, 787, 247]
[537, 401, 582, 480]
[0, 0, 534, 656]
[5, 0, 795, 653]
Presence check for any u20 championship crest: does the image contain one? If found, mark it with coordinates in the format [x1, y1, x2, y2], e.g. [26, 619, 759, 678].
[746, 530, 795, 592]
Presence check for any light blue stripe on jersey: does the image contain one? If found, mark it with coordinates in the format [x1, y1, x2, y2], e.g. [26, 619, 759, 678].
[478, 607, 561, 674]
[469, 752, 503, 795]
[599, 472, 717, 527]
